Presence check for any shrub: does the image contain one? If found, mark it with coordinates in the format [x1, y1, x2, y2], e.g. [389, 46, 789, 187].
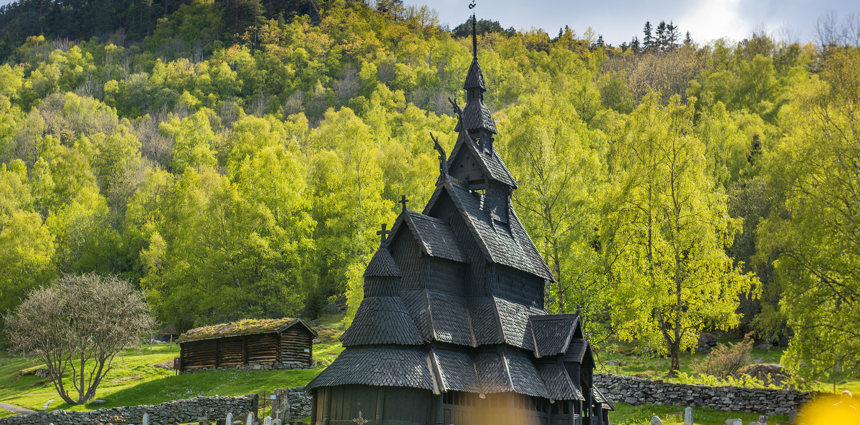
[691, 333, 753, 379]
[5, 273, 154, 405]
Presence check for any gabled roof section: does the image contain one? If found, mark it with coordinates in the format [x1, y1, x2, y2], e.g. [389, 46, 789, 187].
[402, 211, 467, 263]
[467, 348, 550, 398]
[430, 347, 480, 393]
[566, 339, 591, 364]
[495, 297, 545, 350]
[448, 127, 517, 188]
[341, 297, 423, 347]
[469, 297, 504, 345]
[402, 289, 476, 347]
[364, 247, 401, 277]
[429, 181, 553, 280]
[530, 314, 580, 358]
[537, 361, 585, 401]
[306, 346, 435, 391]
[178, 317, 316, 343]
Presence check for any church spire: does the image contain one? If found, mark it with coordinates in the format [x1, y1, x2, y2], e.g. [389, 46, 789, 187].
[472, 13, 477, 60]
[456, 12, 496, 138]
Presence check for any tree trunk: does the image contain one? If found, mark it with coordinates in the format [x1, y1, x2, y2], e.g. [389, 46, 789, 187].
[669, 342, 680, 373]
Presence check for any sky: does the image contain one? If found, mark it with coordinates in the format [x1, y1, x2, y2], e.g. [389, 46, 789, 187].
[403, 0, 860, 46]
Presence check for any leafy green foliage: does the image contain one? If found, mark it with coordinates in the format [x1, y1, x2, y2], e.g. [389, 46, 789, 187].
[0, 0, 856, 384]
[602, 94, 758, 372]
[758, 47, 860, 383]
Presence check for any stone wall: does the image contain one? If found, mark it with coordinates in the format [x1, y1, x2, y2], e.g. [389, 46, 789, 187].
[272, 387, 311, 421]
[595, 373, 815, 416]
[0, 394, 258, 425]
[182, 362, 311, 374]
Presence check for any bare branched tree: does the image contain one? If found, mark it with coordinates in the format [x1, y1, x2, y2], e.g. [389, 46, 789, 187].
[5, 274, 154, 405]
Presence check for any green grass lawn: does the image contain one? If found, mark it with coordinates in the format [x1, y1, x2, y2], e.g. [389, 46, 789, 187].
[594, 340, 860, 395]
[594, 340, 782, 380]
[610, 402, 788, 425]
[2, 317, 856, 424]
[0, 314, 345, 414]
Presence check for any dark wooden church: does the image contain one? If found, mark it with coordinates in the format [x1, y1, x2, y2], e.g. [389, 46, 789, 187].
[307, 16, 613, 425]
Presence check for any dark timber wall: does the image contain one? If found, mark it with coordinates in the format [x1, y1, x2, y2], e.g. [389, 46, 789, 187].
[179, 326, 314, 371]
[280, 326, 313, 366]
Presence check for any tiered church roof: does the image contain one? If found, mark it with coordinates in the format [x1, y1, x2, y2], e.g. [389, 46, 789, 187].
[307, 15, 612, 425]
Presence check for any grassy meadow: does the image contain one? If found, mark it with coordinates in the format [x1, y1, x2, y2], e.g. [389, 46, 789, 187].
[0, 316, 855, 424]
[0, 314, 346, 415]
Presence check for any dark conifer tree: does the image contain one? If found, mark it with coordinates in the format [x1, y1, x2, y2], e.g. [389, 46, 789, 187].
[643, 21, 653, 51]
[666, 21, 680, 51]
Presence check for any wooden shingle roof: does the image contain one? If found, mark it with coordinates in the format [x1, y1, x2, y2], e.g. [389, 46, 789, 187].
[566, 339, 591, 364]
[340, 296, 423, 347]
[463, 57, 486, 91]
[426, 181, 553, 280]
[178, 318, 317, 343]
[530, 314, 580, 358]
[306, 346, 435, 391]
[429, 346, 581, 401]
[448, 127, 518, 188]
[537, 361, 585, 401]
[455, 56, 497, 134]
[364, 247, 402, 277]
[397, 211, 467, 263]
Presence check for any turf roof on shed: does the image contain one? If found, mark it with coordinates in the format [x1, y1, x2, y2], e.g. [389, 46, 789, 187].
[178, 318, 316, 342]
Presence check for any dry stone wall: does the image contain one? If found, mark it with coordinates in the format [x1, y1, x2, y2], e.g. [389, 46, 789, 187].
[0, 394, 258, 425]
[595, 373, 815, 415]
[181, 361, 310, 374]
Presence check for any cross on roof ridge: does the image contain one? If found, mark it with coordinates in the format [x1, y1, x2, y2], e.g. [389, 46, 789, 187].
[376, 223, 391, 244]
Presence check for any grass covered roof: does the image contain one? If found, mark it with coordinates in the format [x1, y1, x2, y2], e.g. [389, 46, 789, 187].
[178, 318, 315, 342]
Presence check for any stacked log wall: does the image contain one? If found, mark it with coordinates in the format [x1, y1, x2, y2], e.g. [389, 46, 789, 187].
[280, 327, 312, 366]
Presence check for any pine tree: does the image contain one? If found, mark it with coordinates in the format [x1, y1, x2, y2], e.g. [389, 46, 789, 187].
[656, 21, 667, 52]
[667, 21, 680, 51]
[643, 21, 653, 52]
[684, 31, 694, 47]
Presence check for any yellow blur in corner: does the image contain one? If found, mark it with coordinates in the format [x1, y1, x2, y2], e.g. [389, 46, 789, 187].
[798, 392, 860, 425]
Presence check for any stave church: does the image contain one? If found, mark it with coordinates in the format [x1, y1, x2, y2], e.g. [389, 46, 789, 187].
[306, 15, 613, 425]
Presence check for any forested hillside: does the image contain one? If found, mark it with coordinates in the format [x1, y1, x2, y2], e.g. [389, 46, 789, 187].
[0, 0, 857, 383]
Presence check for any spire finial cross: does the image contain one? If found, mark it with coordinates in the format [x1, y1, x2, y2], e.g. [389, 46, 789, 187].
[399, 195, 409, 212]
[376, 223, 390, 244]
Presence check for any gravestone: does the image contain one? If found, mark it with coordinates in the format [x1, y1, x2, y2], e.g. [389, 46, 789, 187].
[651, 415, 662, 425]
[142, 413, 150, 425]
[264, 416, 273, 425]
[684, 407, 693, 425]
[225, 413, 233, 424]
[246, 412, 255, 425]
